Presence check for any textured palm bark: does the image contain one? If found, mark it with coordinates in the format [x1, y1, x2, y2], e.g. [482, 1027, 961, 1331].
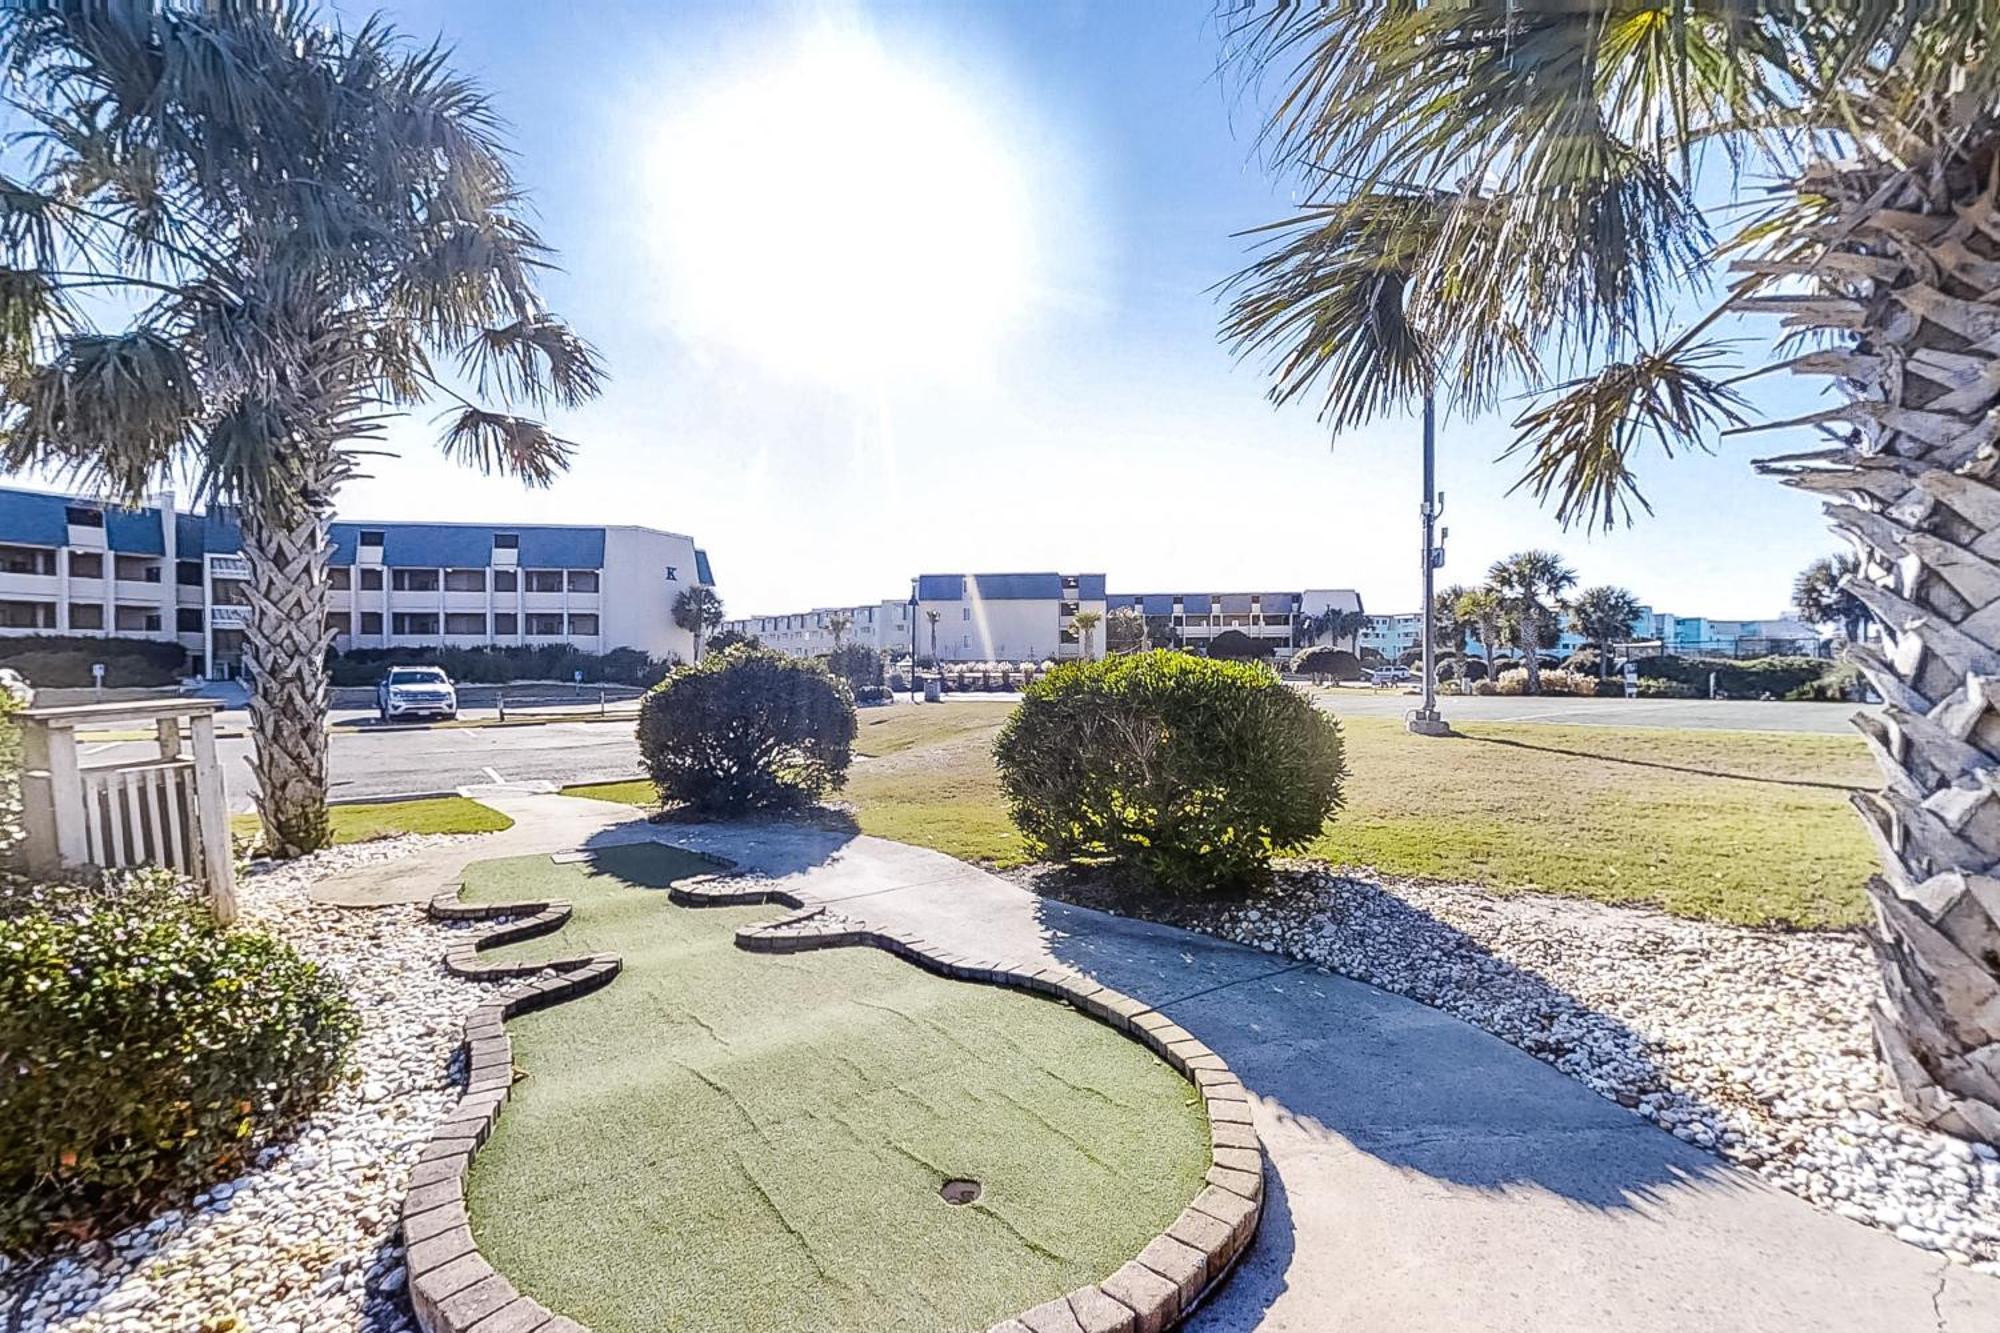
[241, 502, 333, 858]
[1753, 143, 2000, 1143]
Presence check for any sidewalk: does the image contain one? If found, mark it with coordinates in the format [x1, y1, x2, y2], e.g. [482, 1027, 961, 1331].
[341, 791, 2000, 1330]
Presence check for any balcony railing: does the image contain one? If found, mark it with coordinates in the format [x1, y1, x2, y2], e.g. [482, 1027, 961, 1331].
[209, 555, 250, 580]
[209, 604, 249, 628]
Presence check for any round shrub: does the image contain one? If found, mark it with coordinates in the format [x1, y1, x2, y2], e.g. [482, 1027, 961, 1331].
[821, 644, 883, 690]
[0, 872, 356, 1254]
[1292, 645, 1362, 682]
[854, 684, 894, 706]
[994, 651, 1346, 893]
[637, 648, 856, 815]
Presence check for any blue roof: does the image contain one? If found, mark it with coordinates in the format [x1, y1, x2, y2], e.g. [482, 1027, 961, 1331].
[0, 488, 74, 546]
[105, 507, 163, 555]
[694, 549, 714, 585]
[1106, 594, 1139, 612]
[515, 527, 604, 569]
[323, 521, 606, 569]
[917, 572, 1108, 602]
[1182, 594, 1212, 614]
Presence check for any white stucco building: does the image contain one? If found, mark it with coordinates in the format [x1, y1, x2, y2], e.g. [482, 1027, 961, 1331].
[0, 485, 715, 678]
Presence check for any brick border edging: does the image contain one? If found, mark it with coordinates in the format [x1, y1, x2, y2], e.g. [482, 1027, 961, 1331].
[403, 856, 1263, 1333]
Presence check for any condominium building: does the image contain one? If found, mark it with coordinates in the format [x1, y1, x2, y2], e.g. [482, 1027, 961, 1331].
[1106, 588, 1364, 658]
[0, 485, 714, 678]
[725, 572, 1107, 663]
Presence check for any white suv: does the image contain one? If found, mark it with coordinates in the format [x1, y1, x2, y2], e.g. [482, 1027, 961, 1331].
[376, 666, 458, 722]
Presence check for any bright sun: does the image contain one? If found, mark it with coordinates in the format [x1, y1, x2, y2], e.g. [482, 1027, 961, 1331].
[644, 30, 1041, 387]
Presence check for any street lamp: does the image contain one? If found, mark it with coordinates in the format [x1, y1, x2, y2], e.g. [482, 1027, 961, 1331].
[907, 583, 919, 703]
[1409, 389, 1450, 736]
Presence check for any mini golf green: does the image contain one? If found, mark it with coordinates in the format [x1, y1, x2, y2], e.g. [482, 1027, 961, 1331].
[456, 846, 1210, 1333]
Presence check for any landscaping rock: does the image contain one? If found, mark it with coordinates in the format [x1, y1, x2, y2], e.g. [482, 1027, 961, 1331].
[1161, 862, 2000, 1272]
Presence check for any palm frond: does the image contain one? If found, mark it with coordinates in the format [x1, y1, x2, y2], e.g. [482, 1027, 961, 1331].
[1505, 340, 1748, 531]
[436, 406, 574, 487]
[1, 328, 202, 504]
[458, 314, 604, 411]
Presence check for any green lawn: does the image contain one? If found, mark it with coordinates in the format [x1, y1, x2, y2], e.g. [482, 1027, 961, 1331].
[565, 701, 1878, 929]
[457, 846, 1208, 1333]
[229, 795, 513, 848]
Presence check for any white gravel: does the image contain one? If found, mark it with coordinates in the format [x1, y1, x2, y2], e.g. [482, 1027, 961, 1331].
[1201, 865, 2000, 1273]
[0, 836, 489, 1333]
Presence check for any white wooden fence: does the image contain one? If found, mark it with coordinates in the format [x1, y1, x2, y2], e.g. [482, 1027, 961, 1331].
[18, 699, 237, 922]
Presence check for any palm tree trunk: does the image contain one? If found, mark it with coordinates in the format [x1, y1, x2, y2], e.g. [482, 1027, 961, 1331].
[1523, 609, 1543, 694]
[240, 502, 332, 858]
[1756, 153, 2000, 1142]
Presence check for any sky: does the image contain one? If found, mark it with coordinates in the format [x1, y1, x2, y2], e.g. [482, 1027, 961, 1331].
[18, 0, 1842, 620]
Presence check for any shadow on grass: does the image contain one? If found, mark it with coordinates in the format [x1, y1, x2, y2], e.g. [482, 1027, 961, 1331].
[1456, 729, 1871, 791]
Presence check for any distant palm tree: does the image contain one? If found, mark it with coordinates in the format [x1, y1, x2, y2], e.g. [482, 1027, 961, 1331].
[1569, 586, 1645, 679]
[1795, 554, 1871, 647]
[924, 609, 941, 670]
[1454, 586, 1504, 690]
[0, 4, 600, 856]
[1071, 609, 1103, 661]
[1432, 584, 1471, 692]
[827, 613, 853, 649]
[673, 586, 724, 663]
[1302, 606, 1368, 649]
[1488, 552, 1576, 695]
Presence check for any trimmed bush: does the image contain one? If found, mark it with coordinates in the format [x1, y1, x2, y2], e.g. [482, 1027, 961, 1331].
[1637, 677, 1698, 699]
[854, 685, 894, 706]
[1292, 646, 1362, 682]
[1493, 668, 1601, 696]
[0, 872, 357, 1254]
[637, 649, 856, 815]
[1633, 654, 1828, 699]
[327, 644, 675, 687]
[0, 635, 186, 688]
[821, 644, 883, 690]
[993, 651, 1346, 893]
[1785, 663, 1864, 702]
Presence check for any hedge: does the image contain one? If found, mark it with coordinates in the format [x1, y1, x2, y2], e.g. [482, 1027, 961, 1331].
[0, 636, 187, 688]
[327, 643, 675, 687]
[1633, 654, 1830, 699]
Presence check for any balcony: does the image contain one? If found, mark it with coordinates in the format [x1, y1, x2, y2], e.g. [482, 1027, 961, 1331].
[0, 570, 58, 598]
[209, 555, 249, 581]
[209, 605, 250, 628]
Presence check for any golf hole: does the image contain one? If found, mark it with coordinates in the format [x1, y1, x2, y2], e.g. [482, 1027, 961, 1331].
[940, 1178, 982, 1206]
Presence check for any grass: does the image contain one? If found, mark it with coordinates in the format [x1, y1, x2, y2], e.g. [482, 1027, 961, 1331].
[228, 795, 513, 847]
[457, 846, 1208, 1333]
[563, 700, 1879, 929]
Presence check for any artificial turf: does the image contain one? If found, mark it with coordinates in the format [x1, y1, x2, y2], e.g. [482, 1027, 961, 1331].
[457, 846, 1209, 1333]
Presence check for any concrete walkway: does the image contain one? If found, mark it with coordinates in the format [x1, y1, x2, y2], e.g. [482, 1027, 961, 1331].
[331, 792, 2000, 1330]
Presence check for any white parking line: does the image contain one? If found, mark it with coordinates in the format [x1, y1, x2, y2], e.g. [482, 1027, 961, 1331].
[483, 765, 505, 784]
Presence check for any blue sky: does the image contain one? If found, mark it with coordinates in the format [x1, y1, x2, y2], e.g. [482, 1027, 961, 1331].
[30, 0, 1843, 619]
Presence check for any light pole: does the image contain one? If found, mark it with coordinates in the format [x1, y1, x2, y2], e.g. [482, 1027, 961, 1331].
[1409, 389, 1450, 736]
[926, 609, 940, 681]
[907, 583, 920, 703]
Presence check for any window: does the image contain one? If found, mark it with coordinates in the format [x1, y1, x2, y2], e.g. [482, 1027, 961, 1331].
[325, 612, 350, 635]
[360, 567, 384, 591]
[962, 607, 971, 621]
[492, 533, 518, 551]
[68, 552, 104, 579]
[64, 506, 104, 528]
[568, 613, 599, 635]
[69, 603, 104, 629]
[445, 612, 486, 635]
[176, 607, 203, 633]
[143, 613, 161, 632]
[392, 568, 440, 592]
[360, 611, 383, 634]
[0, 600, 52, 629]
[391, 612, 439, 636]
[494, 612, 518, 635]
[176, 560, 202, 586]
[0, 545, 54, 576]
[525, 613, 564, 636]
[493, 569, 518, 593]
[566, 570, 599, 593]
[328, 567, 351, 590]
[359, 529, 385, 547]
[525, 570, 564, 593]
[444, 568, 485, 593]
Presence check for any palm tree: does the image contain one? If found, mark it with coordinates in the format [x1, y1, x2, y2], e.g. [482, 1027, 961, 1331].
[1455, 586, 1504, 688]
[0, 4, 600, 857]
[1105, 605, 1147, 654]
[1432, 584, 1471, 692]
[1071, 609, 1103, 661]
[1301, 606, 1369, 649]
[826, 613, 853, 649]
[1488, 553, 1576, 695]
[1795, 554, 1871, 647]
[1221, 2, 2000, 1140]
[673, 586, 724, 663]
[1570, 586, 1645, 679]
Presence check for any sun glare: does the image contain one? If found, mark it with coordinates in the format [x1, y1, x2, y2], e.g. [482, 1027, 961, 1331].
[643, 30, 1042, 387]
